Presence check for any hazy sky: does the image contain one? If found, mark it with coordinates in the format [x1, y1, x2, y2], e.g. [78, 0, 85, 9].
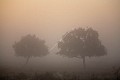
[1, 0, 120, 72]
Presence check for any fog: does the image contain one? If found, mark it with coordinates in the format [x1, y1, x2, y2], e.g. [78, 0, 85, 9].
[1, 0, 120, 73]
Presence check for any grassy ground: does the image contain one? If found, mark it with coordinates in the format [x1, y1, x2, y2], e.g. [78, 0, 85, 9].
[0, 67, 120, 80]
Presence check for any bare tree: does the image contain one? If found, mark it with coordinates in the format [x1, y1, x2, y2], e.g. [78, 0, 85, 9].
[57, 27, 107, 69]
[13, 34, 49, 64]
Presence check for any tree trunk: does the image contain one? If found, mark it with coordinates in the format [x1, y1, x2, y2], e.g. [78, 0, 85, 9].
[82, 56, 86, 70]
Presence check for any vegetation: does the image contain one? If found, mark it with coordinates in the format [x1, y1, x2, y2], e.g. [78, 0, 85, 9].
[13, 34, 49, 64]
[0, 67, 120, 80]
[57, 27, 107, 69]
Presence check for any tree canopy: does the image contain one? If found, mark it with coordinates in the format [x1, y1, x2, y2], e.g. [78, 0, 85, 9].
[13, 34, 49, 63]
[57, 27, 107, 68]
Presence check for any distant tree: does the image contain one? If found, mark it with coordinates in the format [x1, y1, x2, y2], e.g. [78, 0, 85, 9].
[13, 34, 49, 64]
[57, 27, 107, 69]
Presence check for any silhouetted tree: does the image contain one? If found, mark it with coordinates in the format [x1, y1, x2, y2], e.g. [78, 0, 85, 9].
[13, 34, 49, 64]
[57, 27, 107, 69]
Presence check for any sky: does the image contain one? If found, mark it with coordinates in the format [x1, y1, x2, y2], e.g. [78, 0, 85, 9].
[0, 0, 120, 72]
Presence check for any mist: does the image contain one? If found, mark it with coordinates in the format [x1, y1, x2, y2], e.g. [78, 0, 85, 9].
[1, 0, 120, 74]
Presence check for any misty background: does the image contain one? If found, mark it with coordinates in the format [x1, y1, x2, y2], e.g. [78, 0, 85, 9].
[0, 0, 120, 72]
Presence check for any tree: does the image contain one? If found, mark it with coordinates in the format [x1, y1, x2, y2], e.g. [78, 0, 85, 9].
[57, 27, 107, 69]
[13, 34, 49, 64]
